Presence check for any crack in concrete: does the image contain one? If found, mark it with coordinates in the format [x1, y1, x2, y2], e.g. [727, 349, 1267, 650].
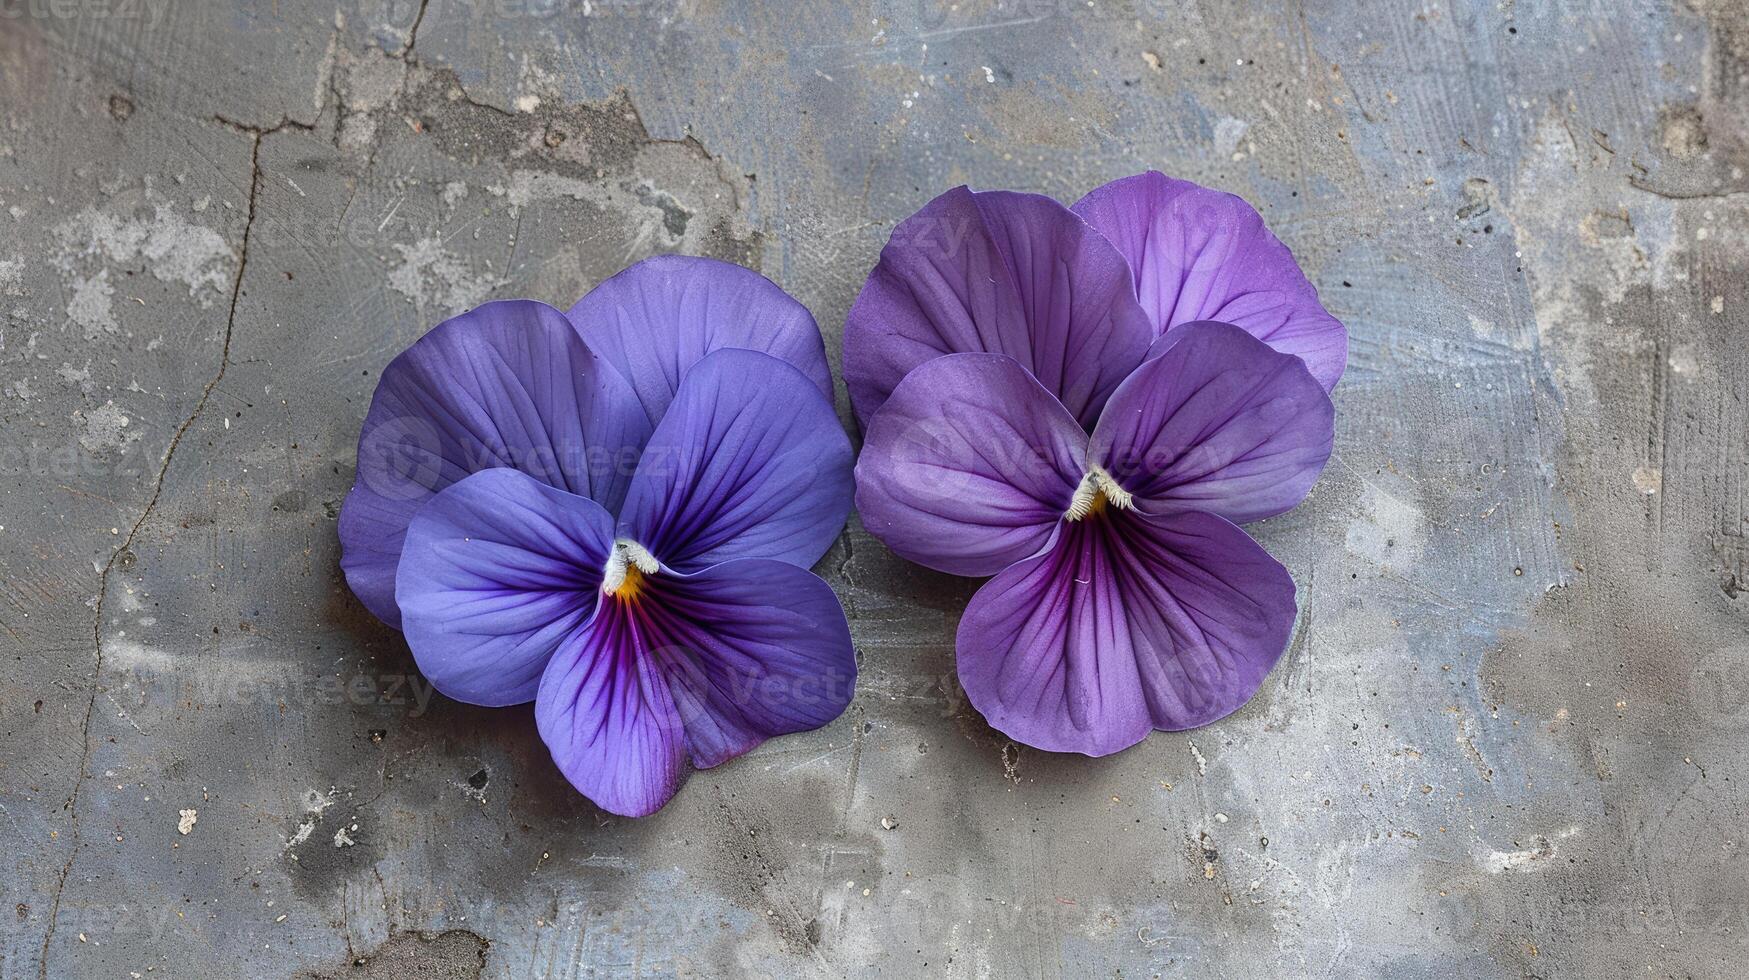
[36, 116, 293, 980]
[402, 0, 432, 58]
[1626, 173, 1749, 200]
[30, 31, 759, 972]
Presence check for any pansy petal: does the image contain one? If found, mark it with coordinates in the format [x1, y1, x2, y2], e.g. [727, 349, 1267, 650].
[395, 469, 615, 707]
[1091, 321, 1334, 523]
[535, 557, 855, 816]
[856, 353, 1086, 577]
[535, 604, 686, 818]
[957, 508, 1296, 755]
[618, 348, 852, 572]
[339, 300, 651, 628]
[1072, 171, 1347, 391]
[566, 254, 833, 427]
[641, 559, 856, 768]
[843, 186, 1153, 429]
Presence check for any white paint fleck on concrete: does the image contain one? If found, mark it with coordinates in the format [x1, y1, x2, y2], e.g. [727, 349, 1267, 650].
[1213, 116, 1250, 158]
[1345, 481, 1426, 574]
[56, 202, 234, 304]
[56, 361, 94, 395]
[75, 400, 137, 454]
[1482, 827, 1578, 872]
[67, 270, 117, 339]
[0, 257, 23, 296]
[387, 236, 504, 314]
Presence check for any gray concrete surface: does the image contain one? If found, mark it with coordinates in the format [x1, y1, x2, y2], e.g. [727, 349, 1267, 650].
[1, 0, 1746, 976]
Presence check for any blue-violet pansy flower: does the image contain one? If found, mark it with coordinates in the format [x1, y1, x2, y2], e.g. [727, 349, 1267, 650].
[338, 256, 856, 815]
[845, 174, 1343, 755]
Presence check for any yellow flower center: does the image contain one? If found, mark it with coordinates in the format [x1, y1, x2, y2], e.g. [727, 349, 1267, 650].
[608, 563, 647, 601]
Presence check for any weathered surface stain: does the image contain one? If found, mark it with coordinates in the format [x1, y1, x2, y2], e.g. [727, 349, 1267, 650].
[299, 930, 488, 980]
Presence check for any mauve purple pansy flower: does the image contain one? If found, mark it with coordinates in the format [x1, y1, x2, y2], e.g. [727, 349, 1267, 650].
[339, 257, 855, 816]
[848, 177, 1341, 755]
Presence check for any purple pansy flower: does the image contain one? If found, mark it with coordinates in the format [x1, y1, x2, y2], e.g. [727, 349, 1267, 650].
[846, 175, 1341, 755]
[338, 256, 856, 816]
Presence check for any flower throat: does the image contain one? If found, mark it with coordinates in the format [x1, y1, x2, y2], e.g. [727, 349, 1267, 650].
[1064, 466, 1134, 522]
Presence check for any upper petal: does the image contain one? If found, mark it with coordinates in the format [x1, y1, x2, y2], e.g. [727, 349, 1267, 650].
[338, 299, 651, 628]
[956, 508, 1296, 755]
[535, 557, 855, 816]
[395, 469, 615, 707]
[618, 348, 853, 572]
[1072, 172, 1347, 391]
[855, 352, 1087, 577]
[843, 186, 1153, 429]
[565, 254, 833, 428]
[1091, 321, 1334, 524]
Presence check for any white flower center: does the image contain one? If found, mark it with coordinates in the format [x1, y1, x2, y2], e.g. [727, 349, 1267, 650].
[601, 538, 660, 596]
[1064, 466, 1134, 521]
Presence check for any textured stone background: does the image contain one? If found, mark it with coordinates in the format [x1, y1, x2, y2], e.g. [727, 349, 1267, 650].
[1, 0, 1746, 977]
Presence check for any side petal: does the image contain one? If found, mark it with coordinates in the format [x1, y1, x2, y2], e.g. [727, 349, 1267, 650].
[1072, 171, 1347, 391]
[641, 559, 856, 769]
[843, 186, 1153, 429]
[395, 469, 615, 707]
[618, 348, 852, 572]
[566, 254, 833, 427]
[855, 353, 1087, 577]
[1091, 321, 1334, 523]
[957, 508, 1296, 755]
[339, 300, 650, 627]
[534, 558, 855, 816]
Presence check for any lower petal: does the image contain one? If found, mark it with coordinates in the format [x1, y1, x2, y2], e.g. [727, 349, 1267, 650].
[535, 558, 855, 816]
[535, 603, 687, 818]
[957, 508, 1295, 755]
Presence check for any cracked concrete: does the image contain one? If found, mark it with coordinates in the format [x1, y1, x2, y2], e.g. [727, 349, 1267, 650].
[37, 113, 286, 978]
[1, 1, 1747, 978]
